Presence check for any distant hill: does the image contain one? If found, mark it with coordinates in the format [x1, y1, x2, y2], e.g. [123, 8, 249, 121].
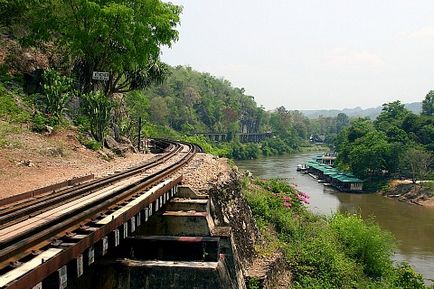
[300, 102, 422, 119]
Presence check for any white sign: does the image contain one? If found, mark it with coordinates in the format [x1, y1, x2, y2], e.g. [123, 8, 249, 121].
[92, 71, 110, 81]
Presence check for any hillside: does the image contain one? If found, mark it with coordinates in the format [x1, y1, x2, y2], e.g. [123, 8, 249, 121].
[301, 102, 422, 119]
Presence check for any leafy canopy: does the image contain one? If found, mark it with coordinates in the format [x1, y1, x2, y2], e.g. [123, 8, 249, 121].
[422, 90, 434, 116]
[22, 0, 181, 95]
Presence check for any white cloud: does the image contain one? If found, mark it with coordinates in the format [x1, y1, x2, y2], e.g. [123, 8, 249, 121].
[402, 26, 434, 40]
[324, 48, 385, 68]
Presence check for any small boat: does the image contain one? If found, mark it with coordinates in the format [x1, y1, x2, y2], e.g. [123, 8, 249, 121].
[296, 164, 307, 172]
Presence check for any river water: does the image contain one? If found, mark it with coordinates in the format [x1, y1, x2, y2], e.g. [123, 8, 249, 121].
[236, 152, 434, 283]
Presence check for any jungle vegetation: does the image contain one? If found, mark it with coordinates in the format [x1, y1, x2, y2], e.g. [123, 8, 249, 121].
[334, 99, 434, 186]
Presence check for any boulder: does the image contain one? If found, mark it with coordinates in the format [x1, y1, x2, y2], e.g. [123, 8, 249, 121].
[104, 135, 127, 156]
[105, 135, 137, 156]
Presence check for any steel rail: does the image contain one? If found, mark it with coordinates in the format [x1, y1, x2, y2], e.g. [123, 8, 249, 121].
[0, 140, 181, 228]
[0, 142, 198, 270]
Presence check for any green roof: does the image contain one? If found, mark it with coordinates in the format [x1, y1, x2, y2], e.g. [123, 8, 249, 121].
[334, 175, 363, 183]
[323, 169, 339, 175]
[305, 159, 363, 183]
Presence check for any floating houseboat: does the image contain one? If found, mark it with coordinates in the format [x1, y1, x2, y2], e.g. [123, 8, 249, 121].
[313, 154, 337, 166]
[303, 159, 363, 192]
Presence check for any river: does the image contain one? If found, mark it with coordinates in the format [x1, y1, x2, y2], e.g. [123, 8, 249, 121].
[236, 152, 434, 283]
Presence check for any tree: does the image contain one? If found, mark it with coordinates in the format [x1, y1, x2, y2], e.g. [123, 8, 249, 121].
[0, 0, 29, 34]
[422, 90, 434, 116]
[400, 146, 433, 183]
[336, 113, 350, 133]
[375, 101, 409, 132]
[346, 118, 374, 142]
[23, 0, 181, 96]
[348, 130, 391, 179]
[149, 96, 169, 125]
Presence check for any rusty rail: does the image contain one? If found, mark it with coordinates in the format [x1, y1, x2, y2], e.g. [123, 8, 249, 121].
[0, 175, 95, 208]
[0, 140, 200, 289]
[0, 140, 181, 228]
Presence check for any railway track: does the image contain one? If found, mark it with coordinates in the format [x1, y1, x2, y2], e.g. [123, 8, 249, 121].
[0, 139, 202, 289]
[0, 140, 180, 229]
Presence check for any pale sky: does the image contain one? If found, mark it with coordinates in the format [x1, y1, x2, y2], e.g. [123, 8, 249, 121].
[161, 0, 434, 110]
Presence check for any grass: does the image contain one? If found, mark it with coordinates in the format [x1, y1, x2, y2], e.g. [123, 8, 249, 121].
[0, 83, 31, 124]
[243, 177, 431, 289]
[0, 121, 22, 149]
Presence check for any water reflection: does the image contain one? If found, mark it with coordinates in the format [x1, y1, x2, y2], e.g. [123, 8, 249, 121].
[236, 152, 434, 282]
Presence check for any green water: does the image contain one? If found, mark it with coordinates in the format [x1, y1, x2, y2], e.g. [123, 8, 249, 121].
[236, 152, 434, 282]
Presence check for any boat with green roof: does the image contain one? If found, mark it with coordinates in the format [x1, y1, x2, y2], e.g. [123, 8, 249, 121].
[302, 157, 363, 192]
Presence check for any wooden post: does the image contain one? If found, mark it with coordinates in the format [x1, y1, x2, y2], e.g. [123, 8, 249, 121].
[137, 117, 142, 152]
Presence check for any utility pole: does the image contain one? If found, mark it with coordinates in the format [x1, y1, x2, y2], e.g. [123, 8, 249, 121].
[137, 117, 142, 152]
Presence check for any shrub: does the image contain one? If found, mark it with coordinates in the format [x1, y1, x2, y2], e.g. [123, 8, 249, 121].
[228, 142, 260, 160]
[0, 64, 12, 84]
[0, 85, 31, 123]
[247, 278, 260, 289]
[31, 111, 48, 132]
[243, 178, 430, 289]
[393, 262, 426, 289]
[78, 134, 102, 151]
[330, 214, 395, 278]
[261, 137, 291, 156]
[39, 69, 74, 122]
[81, 91, 113, 143]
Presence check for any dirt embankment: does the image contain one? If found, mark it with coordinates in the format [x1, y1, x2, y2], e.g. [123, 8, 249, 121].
[382, 180, 434, 207]
[0, 127, 155, 198]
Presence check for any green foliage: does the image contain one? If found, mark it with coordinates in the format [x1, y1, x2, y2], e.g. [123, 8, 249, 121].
[0, 65, 12, 84]
[0, 84, 31, 123]
[348, 130, 391, 178]
[330, 214, 394, 278]
[261, 137, 292, 156]
[400, 146, 433, 183]
[144, 66, 264, 134]
[335, 99, 434, 181]
[289, 224, 361, 289]
[39, 69, 73, 123]
[149, 96, 169, 125]
[22, 0, 181, 96]
[78, 134, 102, 151]
[0, 0, 29, 32]
[142, 122, 182, 139]
[422, 90, 434, 116]
[125, 91, 149, 120]
[31, 111, 49, 132]
[243, 178, 430, 289]
[247, 278, 260, 289]
[394, 263, 427, 289]
[181, 135, 227, 156]
[81, 91, 113, 142]
[0, 121, 21, 148]
[229, 142, 260, 160]
[375, 101, 410, 132]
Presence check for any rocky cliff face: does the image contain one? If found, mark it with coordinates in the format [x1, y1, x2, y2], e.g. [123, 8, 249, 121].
[206, 171, 259, 269]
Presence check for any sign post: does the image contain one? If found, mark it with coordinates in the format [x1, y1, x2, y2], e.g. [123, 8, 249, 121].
[92, 71, 110, 81]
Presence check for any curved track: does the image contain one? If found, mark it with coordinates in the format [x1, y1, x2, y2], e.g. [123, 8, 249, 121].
[0, 140, 180, 228]
[0, 139, 201, 275]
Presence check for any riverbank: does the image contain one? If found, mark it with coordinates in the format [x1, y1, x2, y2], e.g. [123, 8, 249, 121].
[236, 152, 434, 283]
[382, 180, 434, 208]
[243, 177, 429, 289]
